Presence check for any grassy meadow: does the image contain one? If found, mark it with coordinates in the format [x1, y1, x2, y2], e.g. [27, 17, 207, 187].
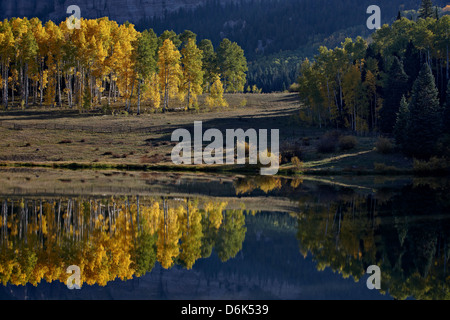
[0, 92, 414, 175]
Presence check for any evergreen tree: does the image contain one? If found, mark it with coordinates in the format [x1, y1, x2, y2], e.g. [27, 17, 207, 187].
[403, 41, 421, 91]
[217, 38, 247, 93]
[158, 30, 181, 48]
[198, 39, 217, 91]
[134, 29, 158, 115]
[179, 30, 197, 48]
[445, 80, 450, 133]
[404, 63, 442, 158]
[418, 0, 435, 19]
[380, 57, 409, 133]
[394, 95, 410, 149]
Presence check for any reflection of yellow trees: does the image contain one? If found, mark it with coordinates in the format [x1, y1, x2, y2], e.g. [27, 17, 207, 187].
[156, 200, 181, 269]
[179, 200, 203, 269]
[0, 197, 246, 287]
[204, 201, 226, 230]
[234, 176, 283, 194]
[234, 176, 303, 195]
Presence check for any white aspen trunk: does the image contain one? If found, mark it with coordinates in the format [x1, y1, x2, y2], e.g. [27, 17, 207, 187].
[3, 64, 9, 109]
[137, 79, 141, 115]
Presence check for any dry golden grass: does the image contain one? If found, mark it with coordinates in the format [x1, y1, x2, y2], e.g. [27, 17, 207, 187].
[0, 92, 415, 174]
[0, 93, 301, 166]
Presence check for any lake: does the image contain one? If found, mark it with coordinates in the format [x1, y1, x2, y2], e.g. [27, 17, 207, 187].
[0, 167, 448, 300]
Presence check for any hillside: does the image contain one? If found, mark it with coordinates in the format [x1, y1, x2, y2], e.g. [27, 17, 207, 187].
[1, 0, 448, 93]
[0, 0, 230, 22]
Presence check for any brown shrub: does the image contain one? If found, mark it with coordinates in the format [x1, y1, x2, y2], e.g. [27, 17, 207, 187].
[280, 141, 303, 164]
[316, 130, 343, 154]
[338, 135, 357, 151]
[375, 137, 393, 154]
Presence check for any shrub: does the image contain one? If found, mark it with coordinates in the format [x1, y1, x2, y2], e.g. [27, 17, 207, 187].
[374, 162, 400, 173]
[316, 131, 341, 153]
[413, 157, 450, 174]
[375, 137, 393, 154]
[280, 141, 303, 164]
[291, 156, 303, 170]
[338, 135, 357, 151]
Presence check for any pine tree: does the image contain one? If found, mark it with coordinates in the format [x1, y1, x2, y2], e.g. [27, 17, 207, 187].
[380, 57, 409, 133]
[394, 95, 410, 149]
[198, 39, 217, 92]
[444, 80, 450, 133]
[217, 38, 247, 93]
[134, 29, 157, 115]
[403, 41, 421, 91]
[179, 30, 197, 48]
[418, 0, 434, 19]
[158, 30, 181, 49]
[404, 63, 442, 158]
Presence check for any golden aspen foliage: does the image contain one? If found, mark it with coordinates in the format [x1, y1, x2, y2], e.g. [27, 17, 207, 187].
[178, 201, 203, 269]
[205, 74, 228, 108]
[180, 38, 204, 110]
[158, 39, 182, 112]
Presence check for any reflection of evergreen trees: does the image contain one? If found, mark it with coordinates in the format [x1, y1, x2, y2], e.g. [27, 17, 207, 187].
[296, 181, 450, 300]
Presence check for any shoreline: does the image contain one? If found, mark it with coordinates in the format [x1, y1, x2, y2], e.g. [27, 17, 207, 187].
[0, 160, 422, 176]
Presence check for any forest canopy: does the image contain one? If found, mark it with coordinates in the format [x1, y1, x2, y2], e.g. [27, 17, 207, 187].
[0, 17, 248, 113]
[295, 14, 450, 158]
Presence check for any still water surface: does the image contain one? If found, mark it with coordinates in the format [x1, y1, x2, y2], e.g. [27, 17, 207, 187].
[0, 168, 448, 300]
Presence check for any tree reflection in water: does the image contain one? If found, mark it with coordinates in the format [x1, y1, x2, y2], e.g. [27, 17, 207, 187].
[295, 180, 450, 300]
[1, 175, 449, 300]
[0, 197, 246, 287]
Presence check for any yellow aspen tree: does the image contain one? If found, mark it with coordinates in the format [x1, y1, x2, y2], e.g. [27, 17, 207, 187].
[112, 24, 138, 111]
[206, 74, 228, 108]
[181, 38, 204, 110]
[143, 72, 161, 110]
[342, 64, 361, 132]
[44, 20, 64, 107]
[0, 20, 15, 109]
[158, 39, 182, 112]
